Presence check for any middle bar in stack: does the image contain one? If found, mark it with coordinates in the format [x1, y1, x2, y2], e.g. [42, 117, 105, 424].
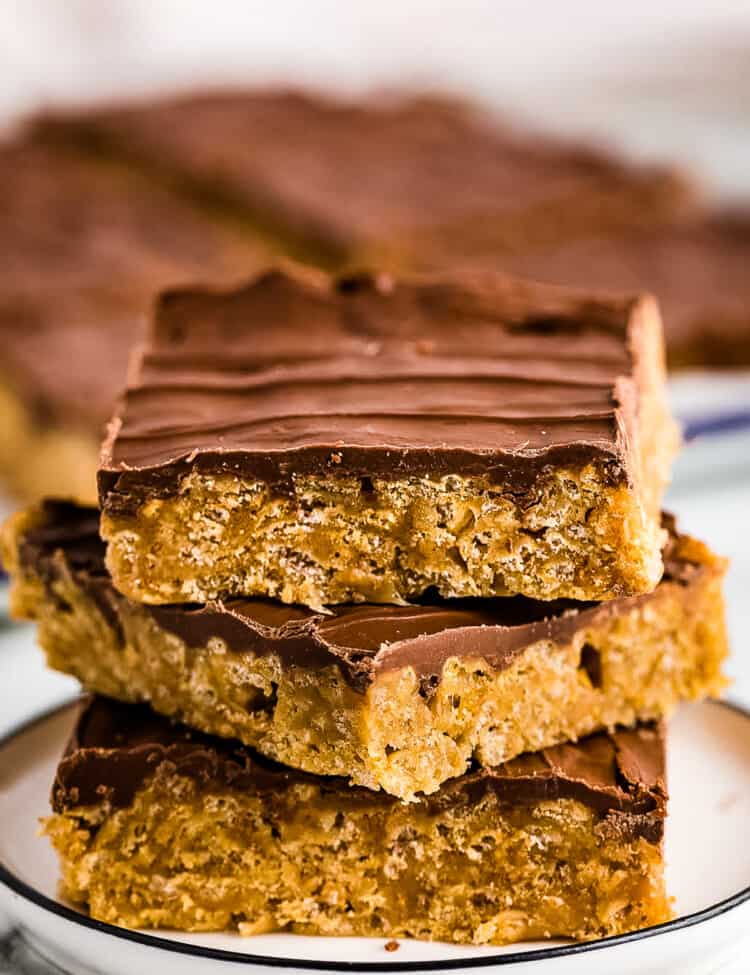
[4, 501, 728, 801]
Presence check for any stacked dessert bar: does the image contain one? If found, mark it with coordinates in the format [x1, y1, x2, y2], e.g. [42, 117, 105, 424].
[5, 88, 696, 507]
[3, 265, 729, 946]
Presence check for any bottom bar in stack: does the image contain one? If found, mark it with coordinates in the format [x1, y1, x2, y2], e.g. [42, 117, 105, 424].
[46, 697, 671, 946]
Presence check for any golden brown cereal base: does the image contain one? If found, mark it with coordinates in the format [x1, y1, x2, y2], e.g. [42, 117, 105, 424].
[101, 464, 665, 608]
[45, 777, 670, 943]
[9, 528, 727, 800]
[0, 382, 99, 505]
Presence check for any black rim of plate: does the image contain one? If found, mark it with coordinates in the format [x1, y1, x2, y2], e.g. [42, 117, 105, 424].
[1, 697, 749, 972]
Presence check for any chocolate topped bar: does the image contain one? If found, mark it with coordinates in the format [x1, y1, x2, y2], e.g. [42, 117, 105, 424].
[489, 212, 750, 368]
[53, 696, 666, 835]
[34, 89, 698, 267]
[46, 695, 671, 940]
[102, 266, 652, 494]
[97, 265, 677, 606]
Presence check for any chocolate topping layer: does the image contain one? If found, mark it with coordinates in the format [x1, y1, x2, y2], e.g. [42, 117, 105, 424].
[0, 138, 269, 430]
[33, 89, 696, 264]
[484, 212, 750, 368]
[99, 266, 653, 502]
[21, 502, 706, 693]
[52, 696, 667, 834]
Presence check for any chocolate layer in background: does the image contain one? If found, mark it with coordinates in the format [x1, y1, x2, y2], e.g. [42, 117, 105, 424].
[32, 89, 698, 270]
[52, 696, 667, 841]
[33, 88, 750, 369]
[99, 266, 653, 505]
[481, 213, 750, 368]
[0, 138, 272, 441]
[20, 500, 709, 694]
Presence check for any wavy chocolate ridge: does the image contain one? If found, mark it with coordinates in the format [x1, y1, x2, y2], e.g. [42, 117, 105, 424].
[98, 267, 651, 502]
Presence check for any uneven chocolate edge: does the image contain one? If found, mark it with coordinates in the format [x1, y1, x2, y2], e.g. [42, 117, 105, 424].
[51, 696, 667, 839]
[97, 267, 643, 509]
[98, 445, 628, 516]
[18, 503, 707, 696]
[97, 446, 629, 522]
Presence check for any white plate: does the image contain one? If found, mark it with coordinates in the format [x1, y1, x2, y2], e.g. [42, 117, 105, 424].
[0, 700, 748, 974]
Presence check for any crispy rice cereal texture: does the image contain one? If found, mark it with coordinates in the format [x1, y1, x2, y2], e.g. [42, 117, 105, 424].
[98, 269, 679, 608]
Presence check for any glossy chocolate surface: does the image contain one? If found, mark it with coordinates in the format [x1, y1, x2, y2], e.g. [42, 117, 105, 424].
[99, 266, 652, 504]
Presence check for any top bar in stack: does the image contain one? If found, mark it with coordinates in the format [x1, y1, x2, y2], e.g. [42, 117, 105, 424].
[98, 266, 678, 608]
